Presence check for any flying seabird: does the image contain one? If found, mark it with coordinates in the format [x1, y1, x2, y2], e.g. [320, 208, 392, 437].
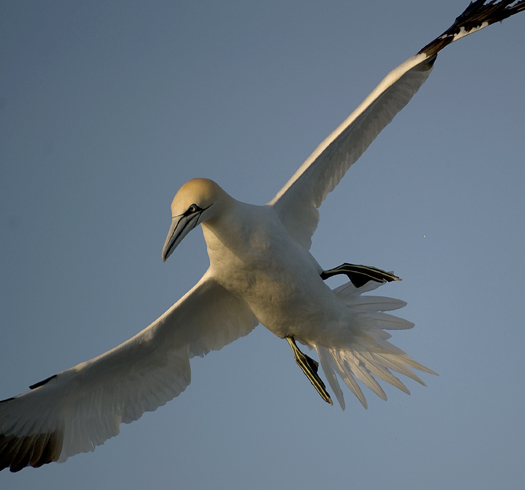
[1, 0, 524, 472]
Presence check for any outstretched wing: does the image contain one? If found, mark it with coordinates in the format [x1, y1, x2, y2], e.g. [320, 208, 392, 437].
[269, 0, 525, 249]
[0, 272, 258, 472]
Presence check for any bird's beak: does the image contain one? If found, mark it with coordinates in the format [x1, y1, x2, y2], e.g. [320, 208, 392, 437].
[162, 212, 200, 262]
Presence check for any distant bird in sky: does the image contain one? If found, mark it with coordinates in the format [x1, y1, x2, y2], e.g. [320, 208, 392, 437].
[1, 0, 524, 473]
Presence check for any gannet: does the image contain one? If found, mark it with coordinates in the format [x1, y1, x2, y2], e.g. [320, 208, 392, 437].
[1, 0, 524, 472]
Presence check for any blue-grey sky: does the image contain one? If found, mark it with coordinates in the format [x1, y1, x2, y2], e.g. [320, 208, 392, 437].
[1, 1, 524, 489]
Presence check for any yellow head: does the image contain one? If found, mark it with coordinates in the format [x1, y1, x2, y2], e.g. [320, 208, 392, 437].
[162, 178, 227, 262]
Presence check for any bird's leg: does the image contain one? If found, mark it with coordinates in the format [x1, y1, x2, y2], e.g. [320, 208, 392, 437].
[285, 336, 332, 405]
[320, 263, 401, 288]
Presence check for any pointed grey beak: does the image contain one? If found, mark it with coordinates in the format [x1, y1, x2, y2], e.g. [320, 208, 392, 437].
[162, 213, 201, 262]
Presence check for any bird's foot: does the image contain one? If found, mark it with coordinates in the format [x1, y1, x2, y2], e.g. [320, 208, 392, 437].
[320, 263, 400, 288]
[285, 336, 332, 405]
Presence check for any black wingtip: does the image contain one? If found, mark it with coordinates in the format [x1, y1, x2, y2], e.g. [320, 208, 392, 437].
[418, 0, 525, 58]
[0, 431, 63, 472]
[29, 374, 57, 390]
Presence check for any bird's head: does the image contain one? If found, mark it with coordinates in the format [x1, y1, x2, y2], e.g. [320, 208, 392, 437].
[162, 178, 225, 262]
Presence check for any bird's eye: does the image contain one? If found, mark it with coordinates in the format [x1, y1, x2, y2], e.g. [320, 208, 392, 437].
[183, 204, 201, 217]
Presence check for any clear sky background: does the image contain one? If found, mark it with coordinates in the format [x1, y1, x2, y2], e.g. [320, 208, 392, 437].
[1, 1, 524, 489]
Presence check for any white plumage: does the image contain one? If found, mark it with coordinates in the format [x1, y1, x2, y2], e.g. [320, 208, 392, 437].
[1, 0, 524, 473]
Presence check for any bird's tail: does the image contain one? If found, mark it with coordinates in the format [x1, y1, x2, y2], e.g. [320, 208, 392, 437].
[313, 280, 436, 410]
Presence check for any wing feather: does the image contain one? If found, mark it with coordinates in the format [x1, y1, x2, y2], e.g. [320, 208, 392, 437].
[0, 272, 258, 471]
[268, 54, 434, 248]
[269, 0, 525, 248]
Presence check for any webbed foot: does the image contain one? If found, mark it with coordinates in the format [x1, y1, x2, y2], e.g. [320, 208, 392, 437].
[320, 263, 400, 288]
[285, 336, 332, 405]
